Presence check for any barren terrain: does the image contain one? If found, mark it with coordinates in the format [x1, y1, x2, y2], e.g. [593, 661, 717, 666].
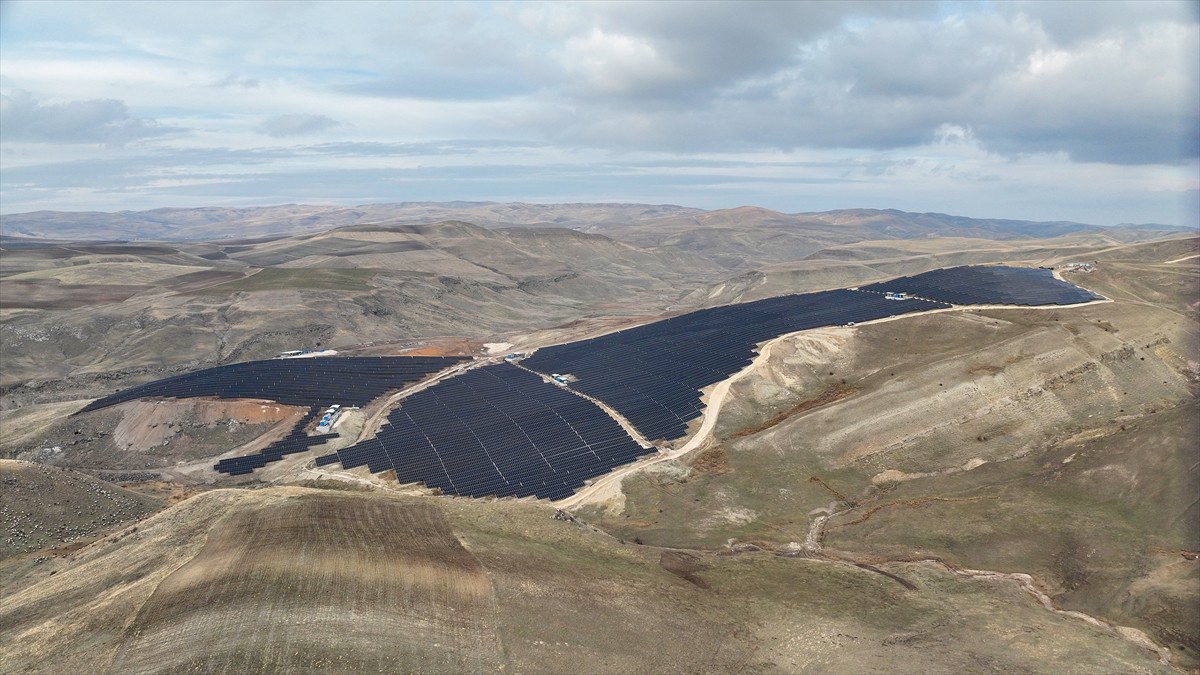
[0, 485, 1176, 674]
[0, 204, 1195, 673]
[578, 237, 1199, 668]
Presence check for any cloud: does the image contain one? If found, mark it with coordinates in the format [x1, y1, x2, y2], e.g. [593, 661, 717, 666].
[973, 20, 1199, 164]
[1000, 0, 1199, 45]
[0, 1, 1195, 225]
[550, 1, 931, 102]
[256, 114, 342, 138]
[212, 74, 260, 88]
[4, 2, 1192, 165]
[0, 90, 177, 145]
[513, 5, 1199, 165]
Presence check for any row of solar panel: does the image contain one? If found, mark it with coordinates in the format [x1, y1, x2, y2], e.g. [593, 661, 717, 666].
[215, 406, 340, 476]
[520, 268, 1101, 442]
[77, 356, 465, 413]
[860, 266, 1101, 306]
[314, 364, 653, 499]
[91, 265, 1102, 499]
[522, 289, 951, 440]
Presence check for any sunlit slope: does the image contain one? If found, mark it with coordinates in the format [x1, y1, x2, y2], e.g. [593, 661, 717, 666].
[0, 486, 1171, 674]
[585, 237, 1198, 665]
[111, 494, 500, 674]
[824, 402, 1199, 665]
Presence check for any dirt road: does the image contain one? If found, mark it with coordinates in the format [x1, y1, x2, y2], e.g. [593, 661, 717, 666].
[553, 295, 1112, 510]
[553, 328, 821, 509]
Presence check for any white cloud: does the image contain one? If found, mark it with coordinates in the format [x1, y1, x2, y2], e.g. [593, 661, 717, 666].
[563, 28, 682, 97]
[0, 0, 1195, 225]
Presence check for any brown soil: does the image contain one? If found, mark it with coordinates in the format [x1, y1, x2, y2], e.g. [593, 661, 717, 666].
[288, 478, 376, 492]
[852, 563, 918, 590]
[730, 384, 859, 439]
[658, 550, 711, 588]
[117, 480, 209, 504]
[1, 280, 146, 309]
[112, 399, 296, 455]
[111, 493, 499, 673]
[808, 475, 850, 502]
[0, 460, 162, 559]
[0, 487, 1176, 675]
[690, 445, 731, 475]
[831, 496, 999, 529]
[191, 399, 296, 425]
[399, 337, 482, 356]
[164, 270, 246, 292]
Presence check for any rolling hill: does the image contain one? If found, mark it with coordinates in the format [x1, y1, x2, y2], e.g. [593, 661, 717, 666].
[0, 203, 1195, 673]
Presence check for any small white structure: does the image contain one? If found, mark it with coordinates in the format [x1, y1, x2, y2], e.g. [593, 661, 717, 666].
[278, 348, 339, 359]
[316, 405, 342, 433]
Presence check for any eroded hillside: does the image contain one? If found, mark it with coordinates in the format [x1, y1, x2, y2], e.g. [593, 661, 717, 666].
[0, 210, 1194, 673]
[0, 221, 721, 407]
[579, 238, 1199, 667]
[0, 485, 1175, 674]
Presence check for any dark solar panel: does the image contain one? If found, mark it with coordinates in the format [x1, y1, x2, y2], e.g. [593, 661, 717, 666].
[214, 406, 342, 475]
[520, 266, 1098, 443]
[323, 363, 652, 500]
[859, 265, 1102, 306]
[76, 355, 466, 414]
[521, 288, 950, 441]
[94, 265, 1101, 492]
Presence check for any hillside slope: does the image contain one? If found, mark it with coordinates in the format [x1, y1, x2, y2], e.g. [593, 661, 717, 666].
[583, 237, 1199, 667]
[0, 212, 1194, 672]
[0, 460, 162, 559]
[0, 221, 720, 406]
[0, 485, 1173, 674]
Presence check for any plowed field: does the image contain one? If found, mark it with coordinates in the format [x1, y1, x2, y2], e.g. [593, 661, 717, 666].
[111, 495, 500, 674]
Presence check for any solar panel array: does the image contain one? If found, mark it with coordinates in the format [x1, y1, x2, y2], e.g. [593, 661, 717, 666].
[521, 289, 950, 441]
[215, 407, 338, 475]
[76, 356, 465, 414]
[314, 363, 651, 500]
[860, 265, 1102, 306]
[75, 264, 1102, 498]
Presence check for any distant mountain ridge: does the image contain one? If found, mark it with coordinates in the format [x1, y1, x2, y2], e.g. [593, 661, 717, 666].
[1, 202, 1187, 243]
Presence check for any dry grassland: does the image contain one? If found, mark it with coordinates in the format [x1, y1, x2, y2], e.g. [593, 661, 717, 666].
[0, 221, 1193, 673]
[584, 238, 1197, 667]
[110, 493, 499, 674]
[0, 484, 1178, 674]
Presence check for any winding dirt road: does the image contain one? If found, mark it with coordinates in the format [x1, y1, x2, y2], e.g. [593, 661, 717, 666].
[552, 328, 811, 509]
[552, 295, 1111, 510]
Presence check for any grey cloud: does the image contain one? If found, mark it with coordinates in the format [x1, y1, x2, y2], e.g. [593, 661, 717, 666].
[0, 90, 178, 145]
[517, 5, 1197, 166]
[1001, 0, 1199, 46]
[3, 149, 1190, 228]
[571, 1, 935, 101]
[0, 140, 550, 193]
[813, 14, 1036, 99]
[970, 21, 1199, 165]
[256, 114, 342, 137]
[302, 140, 543, 156]
[0, 158, 760, 210]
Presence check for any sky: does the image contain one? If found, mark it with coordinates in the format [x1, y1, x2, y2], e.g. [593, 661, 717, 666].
[0, 0, 1197, 226]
